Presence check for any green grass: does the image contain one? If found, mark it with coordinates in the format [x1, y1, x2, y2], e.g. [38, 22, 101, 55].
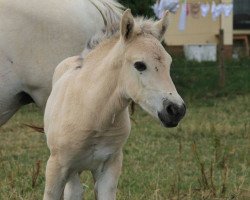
[0, 59, 250, 199]
[171, 57, 250, 101]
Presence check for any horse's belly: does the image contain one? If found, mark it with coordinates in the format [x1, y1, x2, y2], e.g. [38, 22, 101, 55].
[0, 0, 103, 106]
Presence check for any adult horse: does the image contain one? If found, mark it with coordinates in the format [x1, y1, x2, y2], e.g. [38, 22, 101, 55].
[43, 9, 186, 200]
[0, 0, 122, 126]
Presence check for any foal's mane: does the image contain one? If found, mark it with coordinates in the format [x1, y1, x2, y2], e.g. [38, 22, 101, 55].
[81, 2, 160, 58]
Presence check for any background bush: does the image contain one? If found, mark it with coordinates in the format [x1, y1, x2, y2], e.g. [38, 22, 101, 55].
[118, 0, 155, 17]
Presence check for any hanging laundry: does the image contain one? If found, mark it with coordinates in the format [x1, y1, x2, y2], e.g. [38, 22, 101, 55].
[200, 3, 210, 17]
[152, 3, 161, 18]
[179, 0, 187, 31]
[186, 2, 190, 16]
[211, 1, 217, 20]
[222, 3, 233, 17]
[211, 1, 223, 21]
[190, 3, 200, 18]
[152, 0, 179, 19]
[159, 0, 179, 13]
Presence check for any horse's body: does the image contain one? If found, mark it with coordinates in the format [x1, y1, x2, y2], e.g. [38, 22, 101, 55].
[44, 10, 186, 200]
[0, 0, 122, 126]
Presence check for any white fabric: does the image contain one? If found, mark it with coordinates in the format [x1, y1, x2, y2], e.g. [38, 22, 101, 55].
[200, 3, 210, 17]
[178, 1, 187, 31]
[211, 1, 216, 16]
[211, 1, 223, 21]
[152, 3, 161, 18]
[152, 0, 179, 19]
[222, 3, 233, 17]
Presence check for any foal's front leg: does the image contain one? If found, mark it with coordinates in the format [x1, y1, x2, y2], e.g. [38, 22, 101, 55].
[64, 173, 84, 200]
[92, 151, 123, 200]
[43, 156, 69, 200]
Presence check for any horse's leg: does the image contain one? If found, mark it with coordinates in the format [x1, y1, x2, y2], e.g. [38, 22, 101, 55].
[0, 91, 34, 126]
[92, 151, 123, 200]
[0, 57, 34, 126]
[43, 156, 70, 200]
[63, 173, 84, 200]
[0, 93, 20, 126]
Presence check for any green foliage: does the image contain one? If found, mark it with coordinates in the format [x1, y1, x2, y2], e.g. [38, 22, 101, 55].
[170, 57, 250, 103]
[118, 0, 155, 17]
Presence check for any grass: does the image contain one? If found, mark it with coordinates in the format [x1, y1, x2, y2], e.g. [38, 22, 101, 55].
[171, 57, 250, 101]
[0, 58, 250, 199]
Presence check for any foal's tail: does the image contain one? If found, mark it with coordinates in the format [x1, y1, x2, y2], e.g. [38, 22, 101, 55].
[23, 124, 44, 133]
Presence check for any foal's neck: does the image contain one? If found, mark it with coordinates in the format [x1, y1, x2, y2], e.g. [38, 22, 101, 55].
[79, 38, 129, 129]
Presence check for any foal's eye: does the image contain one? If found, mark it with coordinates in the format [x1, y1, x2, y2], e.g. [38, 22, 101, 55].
[134, 62, 147, 72]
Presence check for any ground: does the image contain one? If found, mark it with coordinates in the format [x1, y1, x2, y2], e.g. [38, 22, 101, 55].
[0, 58, 249, 199]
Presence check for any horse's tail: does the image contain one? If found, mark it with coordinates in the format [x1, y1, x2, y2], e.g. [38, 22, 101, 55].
[82, 0, 124, 58]
[23, 124, 44, 133]
[89, 0, 124, 26]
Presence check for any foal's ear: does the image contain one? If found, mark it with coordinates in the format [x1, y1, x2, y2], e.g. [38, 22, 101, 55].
[154, 10, 169, 41]
[120, 9, 135, 42]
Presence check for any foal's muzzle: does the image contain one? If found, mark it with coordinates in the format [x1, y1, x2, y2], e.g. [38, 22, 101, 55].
[158, 101, 186, 128]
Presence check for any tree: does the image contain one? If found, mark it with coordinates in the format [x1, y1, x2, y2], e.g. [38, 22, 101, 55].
[118, 0, 155, 17]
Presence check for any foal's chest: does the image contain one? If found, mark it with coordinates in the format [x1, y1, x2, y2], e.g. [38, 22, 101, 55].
[79, 128, 130, 170]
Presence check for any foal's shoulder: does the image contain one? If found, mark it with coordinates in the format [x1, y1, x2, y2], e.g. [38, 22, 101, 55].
[52, 56, 83, 86]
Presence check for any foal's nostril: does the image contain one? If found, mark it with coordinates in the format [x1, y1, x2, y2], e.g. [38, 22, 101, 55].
[159, 102, 186, 127]
[166, 104, 178, 116]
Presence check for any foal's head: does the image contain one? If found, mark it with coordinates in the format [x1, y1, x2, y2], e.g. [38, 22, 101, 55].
[119, 10, 186, 127]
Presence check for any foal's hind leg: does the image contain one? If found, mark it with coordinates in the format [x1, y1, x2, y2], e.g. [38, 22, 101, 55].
[64, 173, 84, 200]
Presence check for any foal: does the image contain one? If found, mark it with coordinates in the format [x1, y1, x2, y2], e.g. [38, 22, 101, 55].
[43, 9, 186, 200]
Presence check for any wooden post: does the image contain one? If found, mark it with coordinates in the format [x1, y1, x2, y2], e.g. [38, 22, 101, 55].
[218, 29, 225, 88]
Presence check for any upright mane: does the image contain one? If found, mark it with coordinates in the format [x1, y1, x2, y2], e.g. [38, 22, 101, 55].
[81, 5, 167, 58]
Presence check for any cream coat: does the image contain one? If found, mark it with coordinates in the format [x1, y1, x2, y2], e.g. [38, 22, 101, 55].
[44, 10, 186, 200]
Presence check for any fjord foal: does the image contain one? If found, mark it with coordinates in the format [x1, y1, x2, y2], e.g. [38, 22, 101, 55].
[44, 10, 186, 200]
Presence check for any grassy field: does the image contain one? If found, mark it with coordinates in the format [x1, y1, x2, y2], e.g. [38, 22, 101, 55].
[0, 59, 249, 199]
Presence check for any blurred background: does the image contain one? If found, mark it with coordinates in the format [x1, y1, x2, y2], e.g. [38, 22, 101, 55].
[120, 0, 250, 60]
[0, 0, 249, 199]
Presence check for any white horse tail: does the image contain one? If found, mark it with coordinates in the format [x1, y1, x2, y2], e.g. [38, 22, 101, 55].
[89, 0, 124, 26]
[82, 0, 124, 57]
